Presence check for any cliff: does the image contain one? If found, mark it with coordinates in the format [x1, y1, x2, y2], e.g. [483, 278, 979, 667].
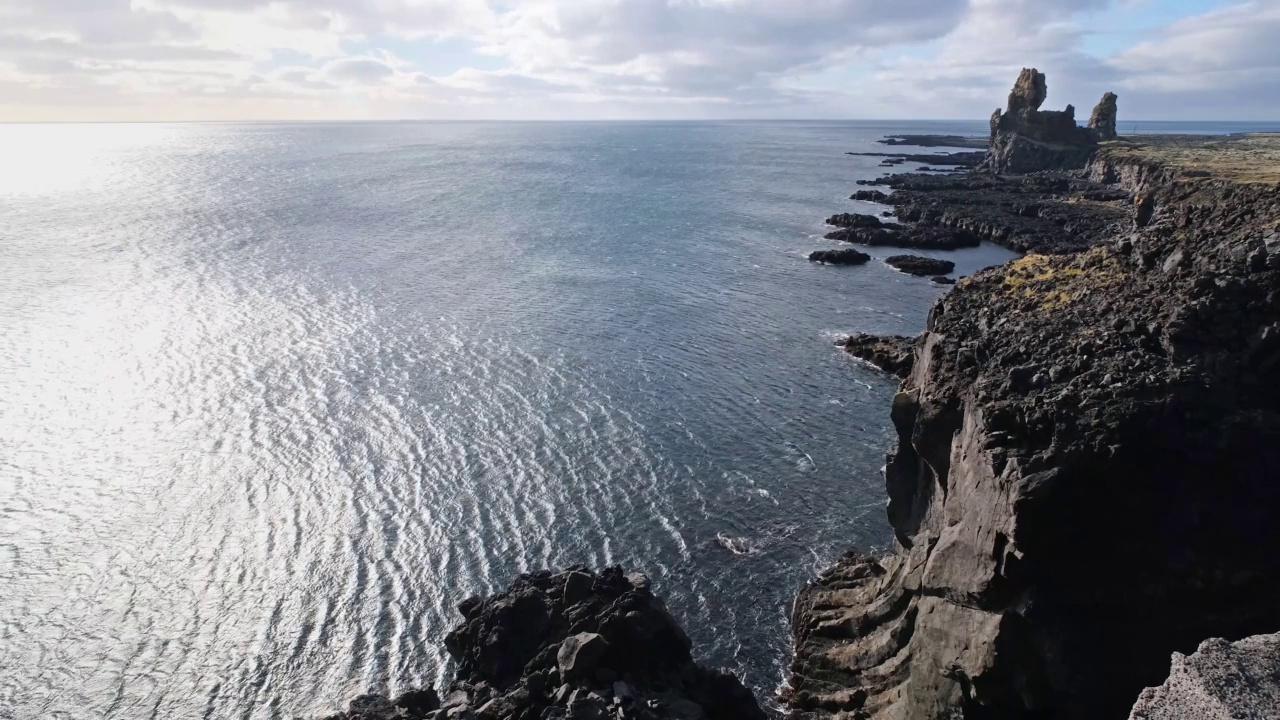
[789, 135, 1280, 719]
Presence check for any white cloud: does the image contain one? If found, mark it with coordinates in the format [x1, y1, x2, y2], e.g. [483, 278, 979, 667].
[1, 0, 1279, 120]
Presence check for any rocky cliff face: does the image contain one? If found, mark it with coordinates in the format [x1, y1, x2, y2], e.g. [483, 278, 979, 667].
[982, 69, 1101, 174]
[325, 567, 765, 720]
[789, 151, 1280, 719]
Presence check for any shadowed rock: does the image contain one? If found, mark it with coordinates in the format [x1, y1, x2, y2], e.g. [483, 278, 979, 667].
[324, 567, 765, 720]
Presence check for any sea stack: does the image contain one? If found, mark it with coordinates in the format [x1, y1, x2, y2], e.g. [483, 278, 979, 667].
[1089, 92, 1119, 140]
[982, 68, 1104, 173]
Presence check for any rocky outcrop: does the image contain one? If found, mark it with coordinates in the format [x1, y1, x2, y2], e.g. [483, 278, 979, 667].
[884, 256, 954, 277]
[825, 224, 981, 251]
[325, 567, 765, 720]
[840, 333, 917, 378]
[790, 153, 1280, 719]
[827, 213, 885, 229]
[1128, 633, 1280, 720]
[982, 69, 1103, 174]
[853, 171, 1129, 254]
[1089, 92, 1119, 141]
[810, 248, 871, 266]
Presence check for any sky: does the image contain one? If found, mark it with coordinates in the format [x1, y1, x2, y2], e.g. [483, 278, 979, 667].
[1, 0, 1278, 122]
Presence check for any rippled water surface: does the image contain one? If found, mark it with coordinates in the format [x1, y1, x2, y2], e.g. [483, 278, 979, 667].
[1, 120, 1021, 719]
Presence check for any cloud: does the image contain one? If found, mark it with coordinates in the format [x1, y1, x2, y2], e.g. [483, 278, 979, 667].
[1, 0, 1279, 120]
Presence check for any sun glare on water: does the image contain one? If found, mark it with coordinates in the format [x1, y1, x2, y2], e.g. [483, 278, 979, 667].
[0, 123, 186, 197]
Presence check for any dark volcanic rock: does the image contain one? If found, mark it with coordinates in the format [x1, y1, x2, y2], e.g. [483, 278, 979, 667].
[810, 248, 871, 265]
[931, 276, 956, 285]
[790, 160, 1280, 719]
[1090, 92, 1119, 141]
[857, 171, 1128, 254]
[826, 213, 883, 229]
[325, 567, 764, 720]
[885, 255, 955, 276]
[825, 224, 981, 251]
[982, 68, 1105, 174]
[840, 333, 917, 378]
[851, 189, 890, 203]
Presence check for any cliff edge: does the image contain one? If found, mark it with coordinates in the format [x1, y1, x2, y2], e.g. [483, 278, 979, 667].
[790, 136, 1280, 719]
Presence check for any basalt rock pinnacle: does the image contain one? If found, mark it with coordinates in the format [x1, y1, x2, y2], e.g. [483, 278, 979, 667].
[982, 68, 1106, 173]
[1089, 92, 1119, 141]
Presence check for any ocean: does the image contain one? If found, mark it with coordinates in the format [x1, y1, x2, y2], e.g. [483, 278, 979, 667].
[1, 119, 1271, 719]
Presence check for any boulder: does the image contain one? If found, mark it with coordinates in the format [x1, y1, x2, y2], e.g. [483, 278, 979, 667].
[557, 633, 608, 682]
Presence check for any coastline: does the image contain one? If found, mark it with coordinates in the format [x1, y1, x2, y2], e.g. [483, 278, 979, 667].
[321, 76, 1280, 719]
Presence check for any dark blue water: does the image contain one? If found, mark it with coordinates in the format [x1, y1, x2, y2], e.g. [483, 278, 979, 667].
[0, 120, 1023, 719]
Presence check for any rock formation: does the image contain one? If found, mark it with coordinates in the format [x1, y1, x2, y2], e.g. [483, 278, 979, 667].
[790, 145, 1280, 719]
[325, 567, 765, 720]
[884, 255, 955, 277]
[982, 68, 1103, 173]
[1089, 92, 1119, 141]
[810, 248, 871, 265]
[840, 333, 917, 378]
[1128, 633, 1280, 720]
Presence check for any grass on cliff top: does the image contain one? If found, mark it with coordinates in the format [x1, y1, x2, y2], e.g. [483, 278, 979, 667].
[1001, 250, 1127, 312]
[1099, 133, 1280, 185]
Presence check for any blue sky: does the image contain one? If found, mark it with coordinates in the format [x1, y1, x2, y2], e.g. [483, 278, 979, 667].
[1, 0, 1277, 121]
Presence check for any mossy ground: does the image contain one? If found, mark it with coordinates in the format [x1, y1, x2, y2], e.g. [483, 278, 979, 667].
[998, 249, 1127, 312]
[1098, 133, 1280, 185]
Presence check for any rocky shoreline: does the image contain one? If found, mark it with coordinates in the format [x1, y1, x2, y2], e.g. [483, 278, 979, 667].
[795, 72, 1280, 719]
[322, 70, 1280, 720]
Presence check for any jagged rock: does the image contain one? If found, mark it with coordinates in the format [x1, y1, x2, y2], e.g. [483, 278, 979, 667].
[1090, 92, 1119, 141]
[851, 189, 890, 203]
[884, 255, 955, 276]
[982, 68, 1106, 174]
[825, 224, 981, 251]
[809, 248, 871, 265]
[839, 333, 916, 378]
[853, 171, 1128, 254]
[826, 213, 883, 229]
[790, 152, 1280, 719]
[931, 276, 956, 285]
[557, 633, 608, 681]
[323, 690, 440, 719]
[326, 567, 764, 720]
[1128, 634, 1280, 720]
